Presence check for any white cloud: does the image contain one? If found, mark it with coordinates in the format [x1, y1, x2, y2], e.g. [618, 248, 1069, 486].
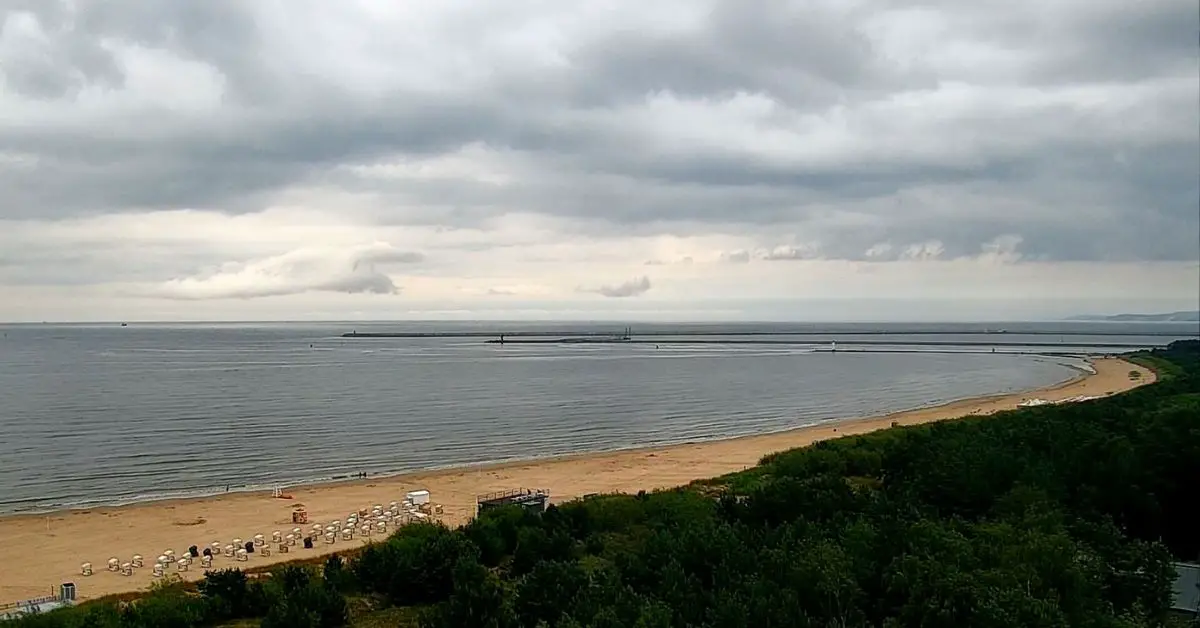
[901, 240, 946, 261]
[149, 243, 422, 300]
[864, 243, 894, 259]
[761, 243, 823, 261]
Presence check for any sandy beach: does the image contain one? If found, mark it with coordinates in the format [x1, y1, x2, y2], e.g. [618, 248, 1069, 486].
[0, 356, 1154, 604]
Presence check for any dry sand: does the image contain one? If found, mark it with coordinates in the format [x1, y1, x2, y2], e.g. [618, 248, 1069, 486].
[0, 357, 1154, 604]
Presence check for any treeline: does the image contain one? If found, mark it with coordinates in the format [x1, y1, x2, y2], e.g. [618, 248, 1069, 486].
[12, 340, 1200, 627]
[7, 558, 351, 628]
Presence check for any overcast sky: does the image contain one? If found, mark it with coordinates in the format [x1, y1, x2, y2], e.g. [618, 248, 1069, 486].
[1, 0, 1197, 322]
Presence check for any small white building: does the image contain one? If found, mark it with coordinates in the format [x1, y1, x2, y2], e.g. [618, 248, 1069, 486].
[1172, 562, 1200, 618]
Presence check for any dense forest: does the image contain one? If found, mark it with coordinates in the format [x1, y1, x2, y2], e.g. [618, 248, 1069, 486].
[11, 340, 1200, 627]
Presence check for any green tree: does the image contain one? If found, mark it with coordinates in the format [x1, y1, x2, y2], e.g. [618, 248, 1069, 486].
[196, 568, 265, 619]
[514, 560, 589, 627]
[420, 558, 515, 628]
[353, 522, 480, 605]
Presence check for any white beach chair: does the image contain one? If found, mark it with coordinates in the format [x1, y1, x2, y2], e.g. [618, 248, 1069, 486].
[131, 554, 144, 568]
[271, 531, 282, 544]
[177, 559, 188, 572]
[341, 528, 353, 541]
[120, 562, 132, 576]
[152, 563, 164, 577]
[278, 543, 288, 554]
[107, 558, 120, 572]
[81, 562, 92, 576]
[235, 549, 248, 562]
[323, 532, 335, 544]
[260, 545, 271, 557]
[223, 545, 235, 558]
[200, 555, 213, 569]
[253, 534, 265, 546]
[231, 538, 242, 549]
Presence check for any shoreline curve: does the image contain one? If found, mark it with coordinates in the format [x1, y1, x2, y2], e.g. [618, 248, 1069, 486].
[0, 352, 1095, 517]
[0, 356, 1155, 604]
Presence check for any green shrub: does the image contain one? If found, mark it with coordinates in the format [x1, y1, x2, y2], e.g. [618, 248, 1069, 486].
[352, 522, 479, 606]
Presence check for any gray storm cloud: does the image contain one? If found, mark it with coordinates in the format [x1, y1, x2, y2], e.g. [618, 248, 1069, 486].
[0, 0, 1196, 310]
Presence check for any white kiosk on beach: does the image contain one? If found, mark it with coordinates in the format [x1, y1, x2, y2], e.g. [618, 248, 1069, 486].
[406, 490, 430, 506]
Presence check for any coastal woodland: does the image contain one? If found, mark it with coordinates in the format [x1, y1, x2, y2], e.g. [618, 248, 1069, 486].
[11, 340, 1200, 628]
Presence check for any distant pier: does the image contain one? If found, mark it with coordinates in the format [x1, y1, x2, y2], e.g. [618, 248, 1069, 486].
[475, 338, 1156, 349]
[340, 329, 1189, 339]
[338, 328, 1190, 352]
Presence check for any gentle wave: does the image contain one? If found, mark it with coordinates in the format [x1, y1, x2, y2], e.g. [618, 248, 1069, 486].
[0, 418, 848, 515]
[1, 322, 1176, 515]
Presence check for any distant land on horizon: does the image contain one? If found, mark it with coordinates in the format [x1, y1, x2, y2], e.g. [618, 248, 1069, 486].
[1066, 310, 1200, 322]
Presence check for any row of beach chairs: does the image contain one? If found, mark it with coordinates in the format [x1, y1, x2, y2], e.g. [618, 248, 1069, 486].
[80, 498, 443, 579]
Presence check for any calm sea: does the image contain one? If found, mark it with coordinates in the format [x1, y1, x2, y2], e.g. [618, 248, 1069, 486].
[0, 321, 1195, 515]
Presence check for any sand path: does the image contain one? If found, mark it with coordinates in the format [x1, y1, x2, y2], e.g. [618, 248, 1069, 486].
[0, 357, 1153, 604]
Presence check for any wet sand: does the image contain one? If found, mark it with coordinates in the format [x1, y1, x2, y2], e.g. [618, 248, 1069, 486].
[0, 357, 1153, 604]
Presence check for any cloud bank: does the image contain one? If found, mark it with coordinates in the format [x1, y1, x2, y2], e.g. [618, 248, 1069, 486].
[0, 0, 1196, 321]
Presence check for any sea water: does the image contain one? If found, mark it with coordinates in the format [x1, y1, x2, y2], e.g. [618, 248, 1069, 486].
[0, 321, 1190, 514]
